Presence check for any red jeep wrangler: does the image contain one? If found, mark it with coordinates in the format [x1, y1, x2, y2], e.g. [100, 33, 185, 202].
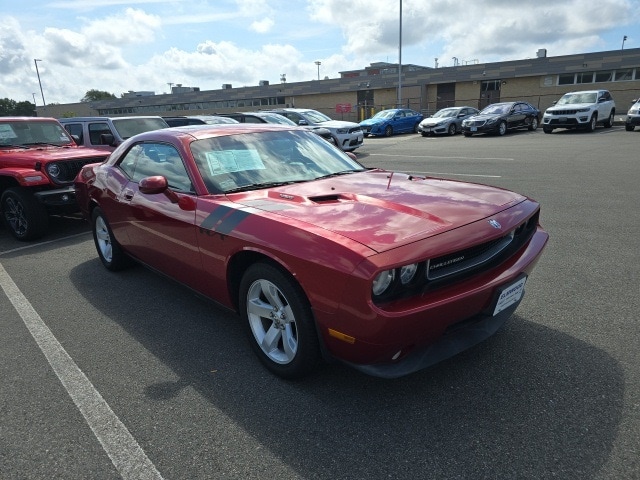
[0, 117, 110, 240]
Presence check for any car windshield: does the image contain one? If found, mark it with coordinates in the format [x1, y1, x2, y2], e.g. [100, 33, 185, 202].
[190, 129, 366, 194]
[433, 109, 458, 118]
[0, 120, 73, 147]
[557, 92, 598, 105]
[259, 114, 297, 125]
[480, 104, 509, 115]
[112, 117, 169, 139]
[373, 110, 396, 119]
[300, 110, 332, 123]
[201, 117, 239, 124]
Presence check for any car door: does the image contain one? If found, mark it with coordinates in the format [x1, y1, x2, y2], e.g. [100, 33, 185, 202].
[107, 142, 201, 287]
[508, 103, 525, 129]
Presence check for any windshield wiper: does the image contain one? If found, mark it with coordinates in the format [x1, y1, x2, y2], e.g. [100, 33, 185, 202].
[224, 180, 306, 193]
[0, 144, 29, 149]
[313, 169, 364, 181]
[23, 142, 62, 147]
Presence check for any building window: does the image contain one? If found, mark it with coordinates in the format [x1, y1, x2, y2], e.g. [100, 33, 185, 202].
[576, 72, 594, 83]
[558, 74, 575, 85]
[615, 69, 633, 81]
[595, 71, 613, 82]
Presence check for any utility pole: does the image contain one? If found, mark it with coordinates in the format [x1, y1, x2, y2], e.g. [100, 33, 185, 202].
[34, 59, 46, 109]
[397, 0, 402, 108]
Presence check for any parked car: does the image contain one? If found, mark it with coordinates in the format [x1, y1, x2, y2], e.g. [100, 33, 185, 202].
[266, 108, 364, 151]
[217, 111, 335, 144]
[163, 115, 239, 126]
[59, 116, 169, 151]
[542, 90, 615, 133]
[75, 123, 548, 379]
[359, 108, 423, 137]
[625, 98, 640, 131]
[418, 107, 480, 136]
[462, 102, 540, 136]
[0, 117, 110, 240]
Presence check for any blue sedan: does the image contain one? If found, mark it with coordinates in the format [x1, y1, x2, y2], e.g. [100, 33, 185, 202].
[359, 108, 424, 137]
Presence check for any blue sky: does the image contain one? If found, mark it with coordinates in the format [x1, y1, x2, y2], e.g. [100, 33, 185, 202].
[1, 0, 639, 105]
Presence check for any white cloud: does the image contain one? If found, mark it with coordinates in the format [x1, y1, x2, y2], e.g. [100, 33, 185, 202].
[250, 18, 275, 34]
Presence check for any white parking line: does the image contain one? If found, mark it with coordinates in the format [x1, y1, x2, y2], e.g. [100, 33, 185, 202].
[0, 262, 164, 480]
[406, 171, 502, 178]
[367, 153, 515, 161]
[0, 232, 91, 256]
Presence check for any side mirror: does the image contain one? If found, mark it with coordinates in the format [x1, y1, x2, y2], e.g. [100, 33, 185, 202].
[70, 134, 81, 146]
[139, 176, 196, 210]
[100, 133, 116, 146]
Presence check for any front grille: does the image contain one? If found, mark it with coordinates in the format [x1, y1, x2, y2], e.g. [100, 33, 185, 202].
[427, 232, 514, 280]
[48, 156, 104, 184]
[548, 109, 579, 115]
[467, 120, 487, 127]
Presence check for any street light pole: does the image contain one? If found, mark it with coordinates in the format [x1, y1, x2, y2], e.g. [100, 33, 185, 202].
[397, 0, 402, 108]
[622, 35, 628, 50]
[34, 59, 46, 110]
[314, 61, 321, 80]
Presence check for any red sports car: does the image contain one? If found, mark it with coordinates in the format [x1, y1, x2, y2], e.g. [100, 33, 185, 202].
[74, 124, 548, 378]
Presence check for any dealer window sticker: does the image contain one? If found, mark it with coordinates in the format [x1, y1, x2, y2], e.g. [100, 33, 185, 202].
[204, 149, 265, 175]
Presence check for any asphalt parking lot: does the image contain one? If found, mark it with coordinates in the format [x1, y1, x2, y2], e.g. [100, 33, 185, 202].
[1, 126, 639, 479]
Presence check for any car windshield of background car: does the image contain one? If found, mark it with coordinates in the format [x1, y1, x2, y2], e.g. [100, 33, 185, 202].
[558, 93, 597, 105]
[0, 120, 73, 147]
[302, 110, 333, 123]
[481, 104, 509, 115]
[190, 130, 365, 194]
[112, 118, 170, 139]
[374, 111, 395, 119]
[433, 109, 457, 118]
[261, 114, 297, 125]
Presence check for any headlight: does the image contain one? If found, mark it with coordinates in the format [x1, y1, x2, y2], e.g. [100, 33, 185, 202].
[486, 118, 498, 125]
[46, 163, 61, 178]
[399, 264, 418, 284]
[336, 128, 348, 134]
[372, 270, 395, 296]
[576, 108, 590, 113]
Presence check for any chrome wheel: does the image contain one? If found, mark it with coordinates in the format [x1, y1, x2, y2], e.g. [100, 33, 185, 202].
[94, 214, 113, 263]
[247, 278, 298, 364]
[240, 262, 320, 378]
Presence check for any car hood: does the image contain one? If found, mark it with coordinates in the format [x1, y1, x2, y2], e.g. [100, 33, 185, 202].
[319, 120, 360, 129]
[360, 118, 386, 127]
[231, 170, 525, 253]
[0, 146, 109, 162]
[546, 103, 595, 112]
[468, 114, 503, 122]
[420, 117, 450, 126]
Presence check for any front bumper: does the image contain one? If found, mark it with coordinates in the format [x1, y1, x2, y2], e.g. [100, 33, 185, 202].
[625, 115, 640, 127]
[419, 124, 449, 135]
[34, 186, 80, 213]
[543, 112, 592, 128]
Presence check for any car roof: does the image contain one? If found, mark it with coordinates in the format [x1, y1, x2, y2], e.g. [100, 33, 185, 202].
[130, 122, 302, 142]
[59, 116, 165, 121]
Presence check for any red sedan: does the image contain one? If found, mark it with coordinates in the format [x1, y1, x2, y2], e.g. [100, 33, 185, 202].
[75, 123, 548, 378]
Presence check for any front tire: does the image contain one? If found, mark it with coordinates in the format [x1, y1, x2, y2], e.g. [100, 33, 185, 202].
[239, 262, 321, 379]
[91, 207, 132, 271]
[497, 121, 507, 136]
[463, 132, 472, 137]
[586, 114, 597, 132]
[448, 123, 457, 135]
[626, 124, 635, 131]
[384, 125, 393, 137]
[543, 127, 553, 134]
[1, 188, 48, 241]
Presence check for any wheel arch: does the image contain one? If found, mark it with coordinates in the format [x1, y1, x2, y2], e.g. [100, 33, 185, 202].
[227, 249, 308, 313]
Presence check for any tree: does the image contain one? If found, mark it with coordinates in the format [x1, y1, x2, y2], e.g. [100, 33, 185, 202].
[81, 89, 116, 102]
[0, 98, 36, 116]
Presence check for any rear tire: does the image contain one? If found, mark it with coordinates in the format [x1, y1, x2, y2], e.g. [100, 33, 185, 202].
[91, 207, 132, 271]
[528, 117, 539, 131]
[239, 262, 321, 379]
[1, 188, 48, 241]
[603, 110, 615, 128]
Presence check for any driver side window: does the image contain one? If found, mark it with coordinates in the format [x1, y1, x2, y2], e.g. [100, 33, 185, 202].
[119, 143, 194, 192]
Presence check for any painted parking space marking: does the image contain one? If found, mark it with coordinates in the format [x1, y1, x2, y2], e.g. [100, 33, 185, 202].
[0, 262, 164, 480]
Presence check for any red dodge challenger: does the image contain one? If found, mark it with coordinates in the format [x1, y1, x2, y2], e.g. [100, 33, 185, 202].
[74, 123, 548, 378]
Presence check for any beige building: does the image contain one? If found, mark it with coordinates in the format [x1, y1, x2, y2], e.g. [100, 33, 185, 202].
[39, 48, 640, 122]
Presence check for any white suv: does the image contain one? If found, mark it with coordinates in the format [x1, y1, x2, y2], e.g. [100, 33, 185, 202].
[267, 108, 364, 151]
[542, 90, 615, 133]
